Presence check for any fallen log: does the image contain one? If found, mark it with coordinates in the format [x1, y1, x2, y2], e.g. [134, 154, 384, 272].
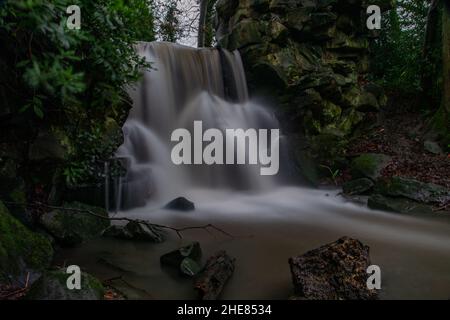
[194, 251, 235, 300]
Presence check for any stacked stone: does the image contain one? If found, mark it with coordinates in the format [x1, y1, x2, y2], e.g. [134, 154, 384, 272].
[215, 0, 393, 167]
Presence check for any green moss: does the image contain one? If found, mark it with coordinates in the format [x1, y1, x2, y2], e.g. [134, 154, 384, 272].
[26, 269, 105, 300]
[0, 201, 53, 281]
[40, 202, 110, 247]
[351, 153, 391, 180]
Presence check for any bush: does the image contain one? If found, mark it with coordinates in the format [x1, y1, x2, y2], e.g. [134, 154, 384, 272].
[0, 0, 156, 185]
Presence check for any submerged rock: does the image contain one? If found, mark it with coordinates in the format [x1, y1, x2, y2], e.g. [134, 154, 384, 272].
[160, 242, 202, 276]
[0, 201, 53, 286]
[163, 197, 195, 211]
[102, 221, 165, 243]
[342, 178, 374, 195]
[350, 153, 391, 181]
[289, 236, 377, 300]
[40, 202, 110, 247]
[26, 269, 105, 300]
[375, 176, 450, 204]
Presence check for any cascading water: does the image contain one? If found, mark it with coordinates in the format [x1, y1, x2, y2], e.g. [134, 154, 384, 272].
[116, 42, 287, 209]
[61, 42, 450, 300]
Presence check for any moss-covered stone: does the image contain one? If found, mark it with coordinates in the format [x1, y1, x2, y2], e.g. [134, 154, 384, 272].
[367, 194, 435, 215]
[343, 178, 374, 195]
[102, 221, 165, 243]
[216, 0, 394, 174]
[40, 202, 110, 247]
[0, 201, 53, 284]
[375, 177, 450, 204]
[26, 269, 105, 300]
[351, 153, 391, 181]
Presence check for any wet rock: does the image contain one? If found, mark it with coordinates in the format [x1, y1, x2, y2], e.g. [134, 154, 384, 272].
[195, 251, 235, 300]
[424, 140, 443, 155]
[180, 258, 202, 277]
[216, 0, 394, 168]
[161, 242, 202, 276]
[0, 201, 53, 286]
[164, 197, 195, 211]
[351, 153, 391, 181]
[26, 269, 105, 300]
[102, 221, 165, 243]
[367, 194, 434, 214]
[375, 177, 450, 204]
[342, 178, 374, 195]
[40, 202, 110, 247]
[289, 236, 377, 300]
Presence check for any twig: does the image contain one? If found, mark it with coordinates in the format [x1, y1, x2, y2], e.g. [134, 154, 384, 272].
[3, 200, 235, 240]
[433, 202, 450, 212]
[0, 272, 30, 300]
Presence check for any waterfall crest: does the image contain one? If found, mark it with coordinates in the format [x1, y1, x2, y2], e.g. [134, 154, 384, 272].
[116, 42, 284, 209]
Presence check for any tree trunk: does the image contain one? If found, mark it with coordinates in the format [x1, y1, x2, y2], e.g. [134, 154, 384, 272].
[442, 1, 450, 117]
[422, 0, 440, 103]
[197, 0, 209, 48]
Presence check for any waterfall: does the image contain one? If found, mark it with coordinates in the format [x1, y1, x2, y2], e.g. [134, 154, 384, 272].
[115, 42, 286, 209]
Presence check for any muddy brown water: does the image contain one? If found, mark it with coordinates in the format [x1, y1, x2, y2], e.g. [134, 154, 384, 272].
[56, 187, 450, 300]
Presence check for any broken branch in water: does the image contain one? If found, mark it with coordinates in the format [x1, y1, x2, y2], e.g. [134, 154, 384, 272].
[4, 200, 235, 239]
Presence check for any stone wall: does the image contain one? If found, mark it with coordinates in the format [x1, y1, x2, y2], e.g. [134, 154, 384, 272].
[215, 0, 393, 183]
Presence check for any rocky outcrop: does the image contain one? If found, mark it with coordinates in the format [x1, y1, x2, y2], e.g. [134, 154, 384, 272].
[289, 236, 377, 300]
[216, 0, 393, 173]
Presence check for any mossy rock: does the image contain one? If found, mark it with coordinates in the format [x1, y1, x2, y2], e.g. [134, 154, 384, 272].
[40, 202, 110, 247]
[375, 177, 450, 204]
[0, 201, 53, 284]
[350, 153, 391, 181]
[26, 269, 105, 300]
[102, 221, 165, 243]
[368, 194, 435, 215]
[342, 178, 374, 195]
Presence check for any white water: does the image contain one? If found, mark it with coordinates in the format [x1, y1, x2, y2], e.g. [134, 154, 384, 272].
[73, 42, 450, 299]
[116, 42, 284, 209]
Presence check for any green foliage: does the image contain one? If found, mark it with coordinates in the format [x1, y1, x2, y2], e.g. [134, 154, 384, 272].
[370, 0, 429, 93]
[0, 0, 156, 185]
[319, 165, 340, 186]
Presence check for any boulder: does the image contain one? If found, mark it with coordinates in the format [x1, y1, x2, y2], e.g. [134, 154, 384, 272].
[102, 221, 165, 243]
[163, 197, 195, 211]
[375, 177, 450, 204]
[40, 202, 110, 247]
[350, 153, 391, 181]
[160, 242, 202, 276]
[26, 269, 105, 300]
[289, 236, 377, 300]
[0, 201, 53, 286]
[342, 178, 374, 195]
[367, 194, 434, 215]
